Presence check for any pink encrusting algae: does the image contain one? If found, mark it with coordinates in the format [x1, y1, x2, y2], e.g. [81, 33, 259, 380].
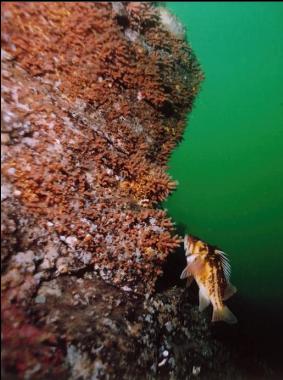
[1, 1, 202, 293]
[1, 2, 203, 378]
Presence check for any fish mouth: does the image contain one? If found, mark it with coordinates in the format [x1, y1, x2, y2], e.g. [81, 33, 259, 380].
[185, 234, 194, 254]
[187, 235, 194, 244]
[188, 235, 195, 253]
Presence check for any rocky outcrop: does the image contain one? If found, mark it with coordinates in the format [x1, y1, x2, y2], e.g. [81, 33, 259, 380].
[1, 1, 203, 294]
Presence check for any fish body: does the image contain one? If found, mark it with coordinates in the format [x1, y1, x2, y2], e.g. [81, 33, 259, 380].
[180, 235, 237, 324]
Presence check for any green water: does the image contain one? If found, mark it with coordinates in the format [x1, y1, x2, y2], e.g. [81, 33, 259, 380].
[164, 2, 283, 305]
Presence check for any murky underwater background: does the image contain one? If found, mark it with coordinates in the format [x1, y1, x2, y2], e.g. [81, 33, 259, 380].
[163, 1, 283, 374]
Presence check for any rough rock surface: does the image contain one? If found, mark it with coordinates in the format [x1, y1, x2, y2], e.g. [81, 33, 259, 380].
[1, 1, 203, 293]
[1, 2, 269, 380]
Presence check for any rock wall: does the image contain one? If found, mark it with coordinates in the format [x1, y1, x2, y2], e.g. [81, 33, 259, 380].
[1, 1, 202, 294]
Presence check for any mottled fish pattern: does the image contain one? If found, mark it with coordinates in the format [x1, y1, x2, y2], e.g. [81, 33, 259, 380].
[180, 235, 237, 324]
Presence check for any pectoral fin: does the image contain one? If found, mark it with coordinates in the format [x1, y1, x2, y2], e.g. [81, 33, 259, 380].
[180, 266, 189, 279]
[223, 283, 237, 301]
[180, 266, 194, 287]
[186, 276, 194, 288]
[199, 289, 210, 312]
[180, 254, 198, 280]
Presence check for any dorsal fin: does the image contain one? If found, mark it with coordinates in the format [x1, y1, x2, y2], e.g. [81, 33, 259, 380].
[215, 249, 231, 281]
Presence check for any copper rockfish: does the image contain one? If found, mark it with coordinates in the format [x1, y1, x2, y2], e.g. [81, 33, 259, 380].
[180, 235, 237, 324]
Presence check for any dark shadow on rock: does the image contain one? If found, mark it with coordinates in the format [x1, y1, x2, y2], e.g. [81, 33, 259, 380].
[155, 222, 188, 292]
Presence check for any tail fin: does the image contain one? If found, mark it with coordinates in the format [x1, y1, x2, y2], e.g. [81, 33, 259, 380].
[212, 306, 237, 324]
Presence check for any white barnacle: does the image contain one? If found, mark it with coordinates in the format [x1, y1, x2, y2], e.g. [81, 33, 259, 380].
[124, 28, 139, 43]
[65, 236, 78, 249]
[157, 7, 185, 39]
[6, 167, 16, 176]
[158, 358, 167, 367]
